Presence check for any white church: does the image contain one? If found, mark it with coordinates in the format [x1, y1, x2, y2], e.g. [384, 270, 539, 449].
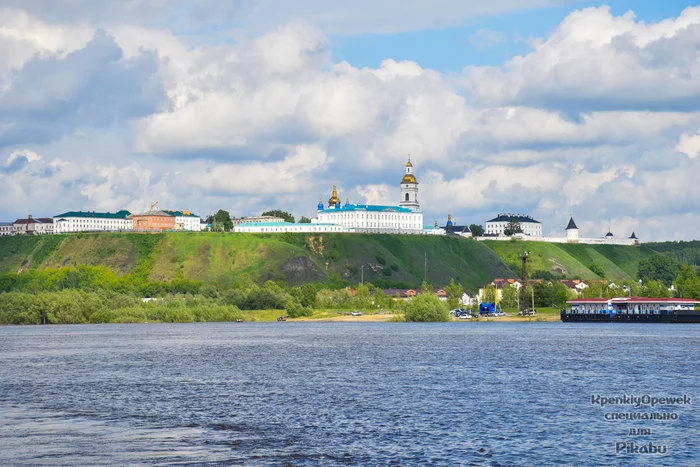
[235, 159, 439, 234]
[314, 159, 425, 232]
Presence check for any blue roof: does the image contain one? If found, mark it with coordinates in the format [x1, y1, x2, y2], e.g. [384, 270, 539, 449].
[237, 222, 342, 227]
[319, 204, 414, 213]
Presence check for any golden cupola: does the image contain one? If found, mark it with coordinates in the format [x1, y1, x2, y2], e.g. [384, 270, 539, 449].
[327, 185, 341, 207]
[401, 157, 417, 184]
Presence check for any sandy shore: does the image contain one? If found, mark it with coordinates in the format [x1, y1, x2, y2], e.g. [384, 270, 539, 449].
[293, 313, 560, 323]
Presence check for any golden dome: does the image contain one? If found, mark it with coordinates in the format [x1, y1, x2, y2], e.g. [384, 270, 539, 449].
[328, 185, 340, 207]
[401, 173, 416, 184]
[406, 159, 413, 168]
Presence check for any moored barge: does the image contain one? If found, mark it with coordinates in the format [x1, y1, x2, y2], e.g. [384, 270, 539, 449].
[561, 297, 700, 323]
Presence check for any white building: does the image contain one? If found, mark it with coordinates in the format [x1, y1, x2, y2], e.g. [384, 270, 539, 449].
[232, 215, 285, 226]
[485, 213, 542, 237]
[11, 216, 53, 235]
[234, 222, 347, 233]
[163, 210, 202, 231]
[53, 210, 132, 233]
[1, 222, 15, 236]
[477, 216, 640, 246]
[314, 159, 424, 232]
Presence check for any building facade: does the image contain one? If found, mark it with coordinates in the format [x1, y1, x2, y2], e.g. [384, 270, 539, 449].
[234, 222, 347, 233]
[231, 215, 285, 226]
[314, 159, 424, 232]
[485, 213, 542, 237]
[129, 210, 176, 231]
[163, 210, 202, 231]
[53, 210, 132, 233]
[11, 215, 53, 235]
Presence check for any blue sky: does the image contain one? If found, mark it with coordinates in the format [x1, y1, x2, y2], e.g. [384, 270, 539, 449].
[1, 1, 700, 241]
[331, 1, 698, 70]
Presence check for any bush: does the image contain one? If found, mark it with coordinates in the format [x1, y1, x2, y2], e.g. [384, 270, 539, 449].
[404, 293, 449, 322]
[286, 300, 313, 318]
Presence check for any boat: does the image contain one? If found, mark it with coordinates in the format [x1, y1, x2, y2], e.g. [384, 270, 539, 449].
[277, 316, 287, 322]
[561, 297, 700, 323]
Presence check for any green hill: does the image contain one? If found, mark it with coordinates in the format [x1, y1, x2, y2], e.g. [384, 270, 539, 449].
[1, 233, 691, 292]
[481, 240, 665, 281]
[0, 232, 513, 291]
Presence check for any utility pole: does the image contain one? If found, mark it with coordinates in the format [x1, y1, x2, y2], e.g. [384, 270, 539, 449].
[424, 251, 427, 284]
[519, 251, 529, 314]
[361, 264, 364, 286]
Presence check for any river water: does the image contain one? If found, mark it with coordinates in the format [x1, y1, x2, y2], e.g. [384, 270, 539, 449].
[0, 322, 697, 466]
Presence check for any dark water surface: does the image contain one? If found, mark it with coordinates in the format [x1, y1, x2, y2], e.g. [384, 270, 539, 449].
[0, 323, 698, 466]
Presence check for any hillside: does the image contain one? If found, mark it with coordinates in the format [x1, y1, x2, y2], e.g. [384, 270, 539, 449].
[645, 240, 700, 273]
[2, 233, 691, 291]
[0, 232, 514, 291]
[481, 240, 665, 280]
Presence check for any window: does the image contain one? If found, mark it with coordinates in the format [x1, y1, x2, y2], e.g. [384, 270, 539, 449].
[405, 193, 409, 201]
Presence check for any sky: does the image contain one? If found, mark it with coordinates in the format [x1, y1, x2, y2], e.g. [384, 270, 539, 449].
[1, 0, 700, 241]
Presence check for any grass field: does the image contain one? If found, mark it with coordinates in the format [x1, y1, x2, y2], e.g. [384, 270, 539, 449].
[0, 232, 689, 292]
[0, 232, 515, 291]
[482, 240, 661, 281]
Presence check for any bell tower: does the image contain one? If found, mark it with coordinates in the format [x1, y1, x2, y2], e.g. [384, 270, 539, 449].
[399, 157, 420, 211]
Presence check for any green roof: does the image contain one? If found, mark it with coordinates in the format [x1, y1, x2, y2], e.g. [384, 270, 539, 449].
[54, 210, 131, 219]
[163, 210, 200, 218]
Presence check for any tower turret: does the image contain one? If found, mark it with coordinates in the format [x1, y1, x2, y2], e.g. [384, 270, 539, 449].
[399, 157, 420, 211]
[328, 185, 340, 208]
[566, 216, 579, 243]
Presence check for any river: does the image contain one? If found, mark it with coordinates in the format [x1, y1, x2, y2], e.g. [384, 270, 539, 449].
[0, 322, 697, 465]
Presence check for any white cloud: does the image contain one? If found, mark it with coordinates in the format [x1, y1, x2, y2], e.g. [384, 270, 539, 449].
[676, 132, 700, 158]
[464, 6, 700, 110]
[0, 8, 93, 76]
[185, 144, 328, 195]
[3, 0, 579, 35]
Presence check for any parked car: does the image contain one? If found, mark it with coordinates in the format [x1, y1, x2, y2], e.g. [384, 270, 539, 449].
[351, 311, 362, 316]
[458, 313, 472, 320]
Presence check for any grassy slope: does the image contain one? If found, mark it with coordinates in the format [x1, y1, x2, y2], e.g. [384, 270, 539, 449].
[0, 232, 513, 290]
[1, 233, 684, 289]
[482, 240, 661, 280]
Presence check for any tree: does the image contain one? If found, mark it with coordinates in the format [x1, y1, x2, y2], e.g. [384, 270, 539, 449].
[299, 216, 311, 223]
[445, 278, 464, 309]
[300, 283, 317, 307]
[503, 221, 523, 236]
[404, 293, 449, 322]
[637, 255, 679, 286]
[262, 210, 295, 223]
[213, 209, 233, 232]
[589, 263, 605, 278]
[674, 264, 700, 299]
[500, 283, 518, 308]
[641, 280, 670, 298]
[481, 284, 497, 304]
[469, 224, 485, 237]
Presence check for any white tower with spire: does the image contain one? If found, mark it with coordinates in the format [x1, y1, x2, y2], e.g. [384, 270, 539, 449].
[399, 157, 420, 211]
[566, 216, 579, 243]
